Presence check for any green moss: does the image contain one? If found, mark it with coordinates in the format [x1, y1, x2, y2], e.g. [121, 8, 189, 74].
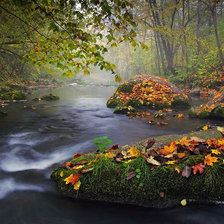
[188, 108, 197, 118]
[198, 110, 211, 119]
[0, 91, 26, 100]
[211, 106, 224, 119]
[41, 93, 59, 101]
[51, 129, 224, 208]
[172, 97, 190, 107]
[117, 83, 134, 93]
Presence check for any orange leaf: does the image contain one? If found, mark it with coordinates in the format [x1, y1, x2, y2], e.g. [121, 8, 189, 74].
[204, 154, 218, 166]
[192, 163, 206, 175]
[175, 167, 181, 173]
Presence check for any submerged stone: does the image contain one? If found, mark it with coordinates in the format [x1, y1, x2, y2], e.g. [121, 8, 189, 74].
[40, 93, 59, 101]
[51, 129, 224, 208]
[107, 75, 189, 114]
[0, 110, 7, 117]
[189, 91, 224, 119]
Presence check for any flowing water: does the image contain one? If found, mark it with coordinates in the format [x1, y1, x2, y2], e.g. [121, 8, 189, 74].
[0, 85, 224, 224]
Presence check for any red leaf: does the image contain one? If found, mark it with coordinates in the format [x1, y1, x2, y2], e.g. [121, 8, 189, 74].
[182, 165, 192, 178]
[70, 173, 82, 185]
[73, 153, 82, 159]
[192, 163, 206, 175]
[111, 144, 119, 150]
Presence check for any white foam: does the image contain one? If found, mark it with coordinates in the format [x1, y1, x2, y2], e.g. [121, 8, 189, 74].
[0, 178, 45, 199]
[0, 141, 91, 172]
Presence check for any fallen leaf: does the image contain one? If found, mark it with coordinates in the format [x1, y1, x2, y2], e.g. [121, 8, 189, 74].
[146, 156, 161, 166]
[71, 165, 84, 170]
[66, 162, 71, 167]
[73, 153, 82, 159]
[182, 165, 191, 178]
[175, 167, 181, 173]
[60, 171, 64, 177]
[146, 139, 155, 149]
[165, 160, 176, 165]
[159, 192, 165, 198]
[105, 152, 116, 159]
[74, 180, 81, 190]
[181, 199, 187, 206]
[192, 163, 206, 175]
[211, 149, 221, 155]
[217, 126, 224, 136]
[190, 137, 206, 143]
[80, 168, 94, 174]
[204, 154, 218, 166]
[64, 173, 81, 185]
[127, 171, 136, 180]
[177, 113, 184, 118]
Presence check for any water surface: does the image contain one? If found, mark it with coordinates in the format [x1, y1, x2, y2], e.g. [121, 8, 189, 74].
[0, 85, 223, 224]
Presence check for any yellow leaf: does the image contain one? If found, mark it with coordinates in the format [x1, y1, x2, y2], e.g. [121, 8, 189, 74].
[71, 165, 84, 170]
[60, 171, 64, 177]
[64, 174, 73, 185]
[217, 126, 224, 135]
[74, 180, 81, 190]
[105, 152, 116, 159]
[115, 75, 122, 82]
[124, 159, 132, 164]
[211, 149, 221, 155]
[124, 147, 140, 159]
[202, 125, 208, 130]
[166, 160, 176, 165]
[181, 199, 187, 206]
[204, 154, 218, 166]
[84, 69, 90, 75]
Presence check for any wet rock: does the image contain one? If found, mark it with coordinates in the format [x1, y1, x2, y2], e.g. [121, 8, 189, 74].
[189, 88, 200, 96]
[51, 128, 224, 208]
[0, 110, 7, 117]
[40, 93, 59, 101]
[189, 90, 224, 119]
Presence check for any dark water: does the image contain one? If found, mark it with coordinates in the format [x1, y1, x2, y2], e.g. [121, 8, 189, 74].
[0, 85, 224, 224]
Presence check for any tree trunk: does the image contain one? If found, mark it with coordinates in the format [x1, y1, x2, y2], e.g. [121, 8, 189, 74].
[196, 0, 201, 54]
[211, 6, 224, 66]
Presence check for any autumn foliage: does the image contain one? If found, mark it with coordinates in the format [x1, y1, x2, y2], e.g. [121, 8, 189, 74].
[107, 75, 189, 114]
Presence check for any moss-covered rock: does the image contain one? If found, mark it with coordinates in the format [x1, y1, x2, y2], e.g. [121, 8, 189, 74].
[40, 93, 59, 101]
[107, 75, 189, 114]
[189, 90, 224, 119]
[0, 90, 26, 100]
[51, 129, 224, 208]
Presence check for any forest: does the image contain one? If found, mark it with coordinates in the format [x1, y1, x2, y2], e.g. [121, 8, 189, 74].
[0, 1, 224, 224]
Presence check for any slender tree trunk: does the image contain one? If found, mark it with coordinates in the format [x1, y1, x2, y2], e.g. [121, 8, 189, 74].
[196, 0, 201, 54]
[154, 33, 161, 76]
[211, 6, 224, 66]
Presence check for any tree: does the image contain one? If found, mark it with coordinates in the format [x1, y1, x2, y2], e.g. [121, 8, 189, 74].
[0, 0, 137, 81]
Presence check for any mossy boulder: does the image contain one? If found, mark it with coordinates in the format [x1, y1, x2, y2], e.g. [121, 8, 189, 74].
[0, 90, 26, 100]
[40, 93, 59, 101]
[189, 91, 224, 119]
[107, 75, 189, 114]
[51, 129, 224, 208]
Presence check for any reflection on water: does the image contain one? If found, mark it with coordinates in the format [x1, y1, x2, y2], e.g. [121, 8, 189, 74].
[0, 85, 224, 224]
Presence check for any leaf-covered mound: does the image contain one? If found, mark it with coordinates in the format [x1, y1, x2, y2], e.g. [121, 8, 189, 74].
[0, 90, 26, 100]
[189, 90, 224, 119]
[107, 75, 189, 114]
[51, 128, 224, 208]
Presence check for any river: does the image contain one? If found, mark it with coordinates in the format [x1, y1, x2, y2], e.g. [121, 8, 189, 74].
[0, 85, 224, 224]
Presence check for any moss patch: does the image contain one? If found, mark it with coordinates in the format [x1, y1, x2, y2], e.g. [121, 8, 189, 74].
[51, 129, 224, 208]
